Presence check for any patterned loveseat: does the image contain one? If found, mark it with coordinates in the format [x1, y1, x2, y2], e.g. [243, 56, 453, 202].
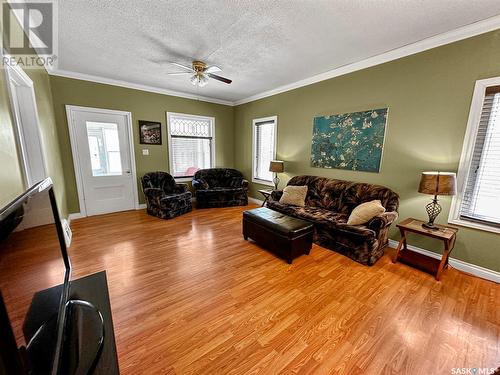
[267, 176, 399, 265]
[141, 172, 192, 219]
[192, 168, 248, 208]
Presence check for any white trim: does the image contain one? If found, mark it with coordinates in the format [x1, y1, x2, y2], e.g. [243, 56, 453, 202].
[42, 16, 500, 107]
[165, 112, 216, 180]
[49, 68, 233, 106]
[248, 197, 264, 205]
[65, 105, 140, 216]
[234, 15, 500, 105]
[137, 203, 147, 209]
[4, 56, 48, 187]
[175, 177, 193, 183]
[61, 218, 72, 247]
[388, 239, 499, 283]
[68, 212, 84, 222]
[448, 77, 500, 235]
[252, 116, 278, 186]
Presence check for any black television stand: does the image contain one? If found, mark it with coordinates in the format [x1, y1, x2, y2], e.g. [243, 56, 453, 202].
[25, 271, 119, 374]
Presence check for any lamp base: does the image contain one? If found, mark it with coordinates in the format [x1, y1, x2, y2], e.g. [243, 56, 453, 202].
[423, 196, 442, 231]
[273, 174, 280, 191]
[422, 222, 439, 230]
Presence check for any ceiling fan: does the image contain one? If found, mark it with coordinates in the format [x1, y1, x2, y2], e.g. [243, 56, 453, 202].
[167, 60, 232, 87]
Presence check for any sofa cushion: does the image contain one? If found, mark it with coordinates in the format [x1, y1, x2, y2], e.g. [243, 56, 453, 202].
[284, 175, 399, 213]
[279, 185, 308, 206]
[267, 201, 376, 240]
[198, 187, 244, 193]
[193, 168, 245, 188]
[347, 200, 386, 225]
[267, 201, 346, 226]
[142, 171, 176, 194]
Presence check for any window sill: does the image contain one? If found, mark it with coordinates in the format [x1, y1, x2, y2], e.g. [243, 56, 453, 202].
[251, 177, 274, 187]
[174, 177, 193, 183]
[448, 217, 500, 235]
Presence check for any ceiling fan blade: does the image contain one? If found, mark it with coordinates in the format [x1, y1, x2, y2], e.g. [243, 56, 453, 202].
[167, 72, 192, 75]
[204, 65, 222, 74]
[170, 62, 194, 72]
[207, 73, 232, 84]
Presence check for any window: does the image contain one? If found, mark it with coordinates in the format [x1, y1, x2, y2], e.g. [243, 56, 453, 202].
[252, 116, 277, 185]
[86, 121, 122, 176]
[166, 112, 215, 180]
[449, 78, 500, 233]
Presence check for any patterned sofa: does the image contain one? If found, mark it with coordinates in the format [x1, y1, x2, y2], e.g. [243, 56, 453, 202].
[141, 172, 192, 219]
[267, 176, 399, 265]
[192, 168, 248, 208]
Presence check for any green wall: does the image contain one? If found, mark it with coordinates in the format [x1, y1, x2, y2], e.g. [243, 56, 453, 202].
[0, 2, 68, 217]
[49, 76, 235, 212]
[234, 30, 500, 271]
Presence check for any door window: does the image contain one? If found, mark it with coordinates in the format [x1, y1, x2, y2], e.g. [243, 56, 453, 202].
[85, 122, 123, 176]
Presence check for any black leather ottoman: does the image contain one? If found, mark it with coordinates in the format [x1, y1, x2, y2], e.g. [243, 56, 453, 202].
[243, 207, 314, 263]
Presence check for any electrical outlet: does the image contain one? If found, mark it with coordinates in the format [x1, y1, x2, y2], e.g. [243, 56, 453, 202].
[142, 149, 149, 156]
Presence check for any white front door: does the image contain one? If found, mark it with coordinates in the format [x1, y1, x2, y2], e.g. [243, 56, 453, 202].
[67, 106, 137, 216]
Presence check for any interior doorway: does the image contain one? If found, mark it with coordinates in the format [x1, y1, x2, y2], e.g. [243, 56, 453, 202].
[5, 62, 47, 187]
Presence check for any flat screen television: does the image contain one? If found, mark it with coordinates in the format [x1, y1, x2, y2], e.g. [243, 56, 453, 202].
[0, 178, 103, 374]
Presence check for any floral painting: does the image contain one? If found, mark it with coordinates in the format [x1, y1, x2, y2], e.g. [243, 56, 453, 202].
[311, 108, 388, 172]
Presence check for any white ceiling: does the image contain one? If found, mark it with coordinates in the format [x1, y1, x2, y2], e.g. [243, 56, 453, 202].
[56, 0, 500, 104]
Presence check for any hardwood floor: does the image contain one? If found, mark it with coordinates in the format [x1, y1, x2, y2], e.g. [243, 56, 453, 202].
[7, 205, 500, 374]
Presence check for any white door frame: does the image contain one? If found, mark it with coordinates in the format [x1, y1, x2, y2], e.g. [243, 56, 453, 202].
[4, 56, 47, 187]
[65, 105, 139, 217]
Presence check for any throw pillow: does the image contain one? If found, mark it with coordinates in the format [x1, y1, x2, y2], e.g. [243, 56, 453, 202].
[279, 185, 308, 207]
[347, 200, 386, 225]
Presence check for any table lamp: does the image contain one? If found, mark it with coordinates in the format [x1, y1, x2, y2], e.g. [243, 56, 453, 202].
[269, 160, 284, 190]
[418, 171, 456, 230]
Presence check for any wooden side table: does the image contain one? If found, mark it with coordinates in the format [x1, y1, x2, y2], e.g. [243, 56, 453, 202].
[393, 218, 458, 280]
[257, 189, 273, 207]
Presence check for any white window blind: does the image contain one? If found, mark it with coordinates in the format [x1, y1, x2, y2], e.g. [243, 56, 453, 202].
[459, 86, 500, 226]
[167, 113, 214, 178]
[253, 118, 276, 183]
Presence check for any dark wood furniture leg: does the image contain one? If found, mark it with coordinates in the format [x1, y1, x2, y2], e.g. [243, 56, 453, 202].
[261, 196, 269, 207]
[393, 227, 407, 263]
[436, 234, 456, 281]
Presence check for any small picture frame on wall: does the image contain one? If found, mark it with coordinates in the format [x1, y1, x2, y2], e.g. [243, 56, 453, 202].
[139, 120, 162, 145]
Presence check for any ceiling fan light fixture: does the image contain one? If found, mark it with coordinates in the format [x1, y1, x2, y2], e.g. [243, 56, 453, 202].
[199, 74, 209, 87]
[190, 73, 209, 87]
[172, 60, 230, 87]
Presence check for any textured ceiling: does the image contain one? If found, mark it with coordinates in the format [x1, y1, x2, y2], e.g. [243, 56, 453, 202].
[57, 0, 500, 103]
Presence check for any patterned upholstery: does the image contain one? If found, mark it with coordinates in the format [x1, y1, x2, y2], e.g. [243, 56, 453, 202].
[192, 168, 248, 208]
[267, 175, 399, 265]
[141, 171, 192, 219]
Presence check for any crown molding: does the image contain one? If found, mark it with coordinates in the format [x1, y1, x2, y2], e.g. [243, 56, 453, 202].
[47, 68, 234, 106]
[233, 14, 500, 106]
[46, 14, 500, 107]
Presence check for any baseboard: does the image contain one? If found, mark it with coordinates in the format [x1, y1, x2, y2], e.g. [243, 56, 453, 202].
[137, 204, 146, 209]
[68, 212, 84, 223]
[388, 239, 499, 283]
[248, 197, 264, 205]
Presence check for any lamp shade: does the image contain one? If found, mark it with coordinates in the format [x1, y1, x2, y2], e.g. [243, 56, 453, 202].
[269, 160, 284, 173]
[418, 171, 456, 196]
